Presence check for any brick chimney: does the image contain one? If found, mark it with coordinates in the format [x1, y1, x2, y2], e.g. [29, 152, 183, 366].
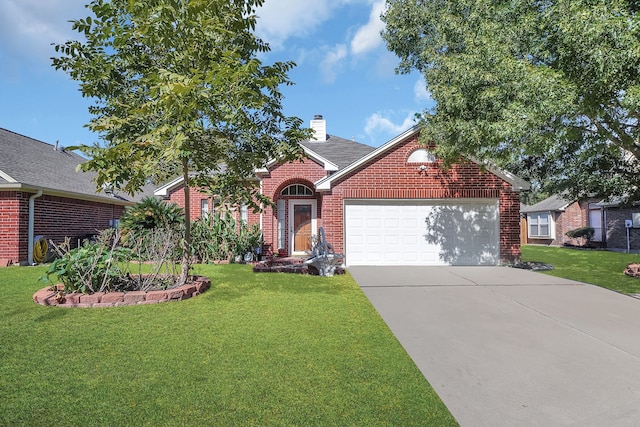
[310, 114, 327, 142]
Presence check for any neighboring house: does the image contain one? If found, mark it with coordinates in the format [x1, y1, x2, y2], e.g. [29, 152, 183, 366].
[598, 199, 640, 251]
[157, 116, 529, 266]
[520, 194, 605, 247]
[0, 128, 153, 265]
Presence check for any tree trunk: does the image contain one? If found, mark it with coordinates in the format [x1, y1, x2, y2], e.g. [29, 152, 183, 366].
[179, 158, 191, 286]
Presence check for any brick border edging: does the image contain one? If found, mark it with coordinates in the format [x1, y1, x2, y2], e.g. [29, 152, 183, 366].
[33, 276, 211, 308]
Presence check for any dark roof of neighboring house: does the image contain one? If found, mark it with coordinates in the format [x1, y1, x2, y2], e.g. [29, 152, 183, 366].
[0, 127, 153, 203]
[520, 194, 572, 213]
[300, 135, 376, 170]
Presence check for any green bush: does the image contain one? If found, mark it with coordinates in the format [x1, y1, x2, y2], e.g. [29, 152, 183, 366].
[41, 230, 132, 294]
[118, 196, 184, 235]
[565, 226, 595, 240]
[191, 211, 261, 263]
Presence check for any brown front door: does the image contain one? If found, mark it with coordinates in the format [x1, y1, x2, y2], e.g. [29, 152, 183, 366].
[293, 203, 312, 252]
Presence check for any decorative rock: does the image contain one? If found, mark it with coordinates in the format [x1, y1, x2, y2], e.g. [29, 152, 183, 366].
[102, 292, 125, 303]
[146, 291, 168, 301]
[123, 291, 146, 304]
[166, 289, 185, 300]
[624, 263, 640, 277]
[80, 292, 104, 305]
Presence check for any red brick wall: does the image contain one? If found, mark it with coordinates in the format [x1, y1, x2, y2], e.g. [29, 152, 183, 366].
[165, 186, 260, 232]
[259, 158, 327, 253]
[0, 191, 27, 262]
[260, 136, 522, 262]
[0, 191, 126, 263]
[525, 200, 596, 246]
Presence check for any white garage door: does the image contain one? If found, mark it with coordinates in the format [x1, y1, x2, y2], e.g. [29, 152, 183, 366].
[344, 199, 499, 266]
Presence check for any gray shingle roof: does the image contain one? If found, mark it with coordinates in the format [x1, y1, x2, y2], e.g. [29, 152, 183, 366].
[520, 194, 572, 213]
[0, 128, 153, 203]
[300, 135, 376, 170]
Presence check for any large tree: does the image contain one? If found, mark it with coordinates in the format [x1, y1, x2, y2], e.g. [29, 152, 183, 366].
[382, 0, 640, 203]
[52, 0, 310, 284]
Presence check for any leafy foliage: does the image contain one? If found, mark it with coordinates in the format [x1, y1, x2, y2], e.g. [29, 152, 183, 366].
[191, 211, 262, 263]
[51, 0, 312, 284]
[41, 228, 183, 294]
[41, 230, 131, 294]
[118, 196, 184, 235]
[382, 0, 640, 201]
[565, 226, 595, 242]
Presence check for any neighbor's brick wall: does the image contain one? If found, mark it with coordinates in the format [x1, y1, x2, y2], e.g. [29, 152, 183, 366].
[525, 199, 601, 246]
[555, 200, 595, 246]
[260, 136, 522, 262]
[0, 191, 28, 262]
[0, 191, 125, 263]
[606, 207, 640, 250]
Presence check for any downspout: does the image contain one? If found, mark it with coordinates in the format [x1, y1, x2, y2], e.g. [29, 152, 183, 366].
[28, 189, 43, 265]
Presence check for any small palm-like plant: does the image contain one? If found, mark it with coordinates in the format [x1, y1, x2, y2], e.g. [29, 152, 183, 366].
[119, 196, 184, 234]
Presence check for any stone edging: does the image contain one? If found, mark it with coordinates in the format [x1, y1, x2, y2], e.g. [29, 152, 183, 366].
[33, 276, 211, 308]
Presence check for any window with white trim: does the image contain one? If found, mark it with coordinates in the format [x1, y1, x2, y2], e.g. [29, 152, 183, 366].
[528, 212, 551, 238]
[281, 184, 313, 196]
[277, 199, 286, 249]
[240, 203, 248, 224]
[200, 199, 209, 217]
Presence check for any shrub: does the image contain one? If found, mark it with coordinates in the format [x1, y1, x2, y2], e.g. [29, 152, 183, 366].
[191, 211, 262, 263]
[565, 226, 595, 241]
[41, 228, 183, 294]
[41, 229, 131, 294]
[118, 196, 184, 235]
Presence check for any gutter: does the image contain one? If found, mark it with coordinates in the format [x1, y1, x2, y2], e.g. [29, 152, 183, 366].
[27, 189, 43, 265]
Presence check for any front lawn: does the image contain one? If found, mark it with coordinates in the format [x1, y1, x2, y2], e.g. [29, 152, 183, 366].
[0, 264, 456, 426]
[521, 245, 640, 294]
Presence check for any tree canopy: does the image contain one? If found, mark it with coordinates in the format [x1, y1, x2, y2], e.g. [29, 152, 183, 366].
[382, 0, 640, 203]
[52, 0, 311, 282]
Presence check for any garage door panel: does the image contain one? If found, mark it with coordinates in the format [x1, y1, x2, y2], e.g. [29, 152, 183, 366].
[345, 200, 499, 266]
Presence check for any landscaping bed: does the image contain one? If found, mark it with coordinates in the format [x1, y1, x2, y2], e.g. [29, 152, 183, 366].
[33, 276, 211, 307]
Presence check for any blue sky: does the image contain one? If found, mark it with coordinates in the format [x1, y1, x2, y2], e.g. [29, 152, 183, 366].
[0, 0, 434, 150]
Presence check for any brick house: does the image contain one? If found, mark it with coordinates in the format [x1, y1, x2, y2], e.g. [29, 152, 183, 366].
[158, 116, 528, 266]
[521, 195, 604, 246]
[597, 200, 640, 251]
[0, 128, 153, 265]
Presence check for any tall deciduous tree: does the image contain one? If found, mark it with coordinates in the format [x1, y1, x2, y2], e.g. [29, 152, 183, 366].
[52, 0, 310, 284]
[382, 0, 640, 202]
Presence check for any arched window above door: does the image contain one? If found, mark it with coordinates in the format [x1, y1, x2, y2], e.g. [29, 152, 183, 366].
[281, 184, 313, 196]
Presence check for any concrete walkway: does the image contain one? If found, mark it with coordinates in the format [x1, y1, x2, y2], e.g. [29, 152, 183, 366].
[349, 266, 640, 426]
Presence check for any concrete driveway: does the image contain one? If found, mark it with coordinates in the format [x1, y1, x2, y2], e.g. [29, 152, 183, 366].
[349, 266, 640, 426]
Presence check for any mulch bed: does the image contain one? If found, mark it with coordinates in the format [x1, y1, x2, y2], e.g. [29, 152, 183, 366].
[511, 261, 554, 271]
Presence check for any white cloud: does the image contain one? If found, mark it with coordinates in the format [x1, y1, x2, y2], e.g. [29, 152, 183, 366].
[0, 0, 87, 64]
[350, 0, 385, 56]
[256, 0, 354, 49]
[414, 78, 434, 103]
[319, 44, 348, 83]
[364, 111, 417, 138]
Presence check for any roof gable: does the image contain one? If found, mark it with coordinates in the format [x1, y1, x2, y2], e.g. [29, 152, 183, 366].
[300, 135, 376, 170]
[521, 194, 573, 213]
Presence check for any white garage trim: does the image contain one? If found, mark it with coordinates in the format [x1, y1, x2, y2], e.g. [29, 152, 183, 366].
[344, 199, 500, 266]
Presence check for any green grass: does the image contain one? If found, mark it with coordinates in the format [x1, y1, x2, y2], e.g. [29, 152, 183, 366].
[0, 265, 456, 426]
[521, 245, 640, 294]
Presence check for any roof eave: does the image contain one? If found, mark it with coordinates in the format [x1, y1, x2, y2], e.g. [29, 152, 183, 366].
[0, 183, 136, 206]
